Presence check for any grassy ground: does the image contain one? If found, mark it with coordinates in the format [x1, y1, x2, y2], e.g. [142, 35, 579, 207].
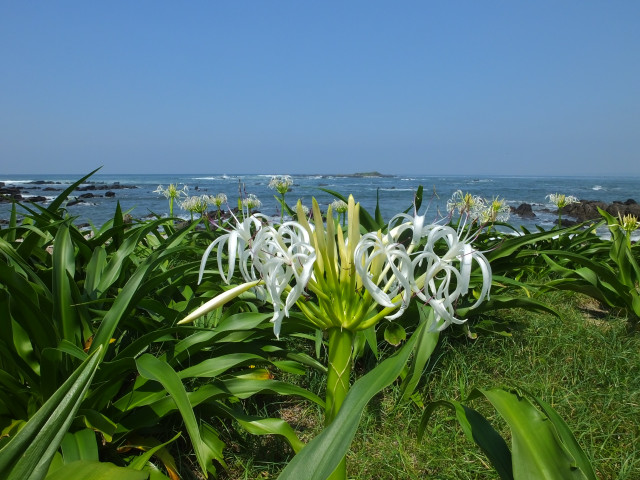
[219, 291, 640, 479]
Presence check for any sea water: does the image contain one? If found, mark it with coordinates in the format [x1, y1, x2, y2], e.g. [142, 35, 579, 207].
[1, 173, 639, 235]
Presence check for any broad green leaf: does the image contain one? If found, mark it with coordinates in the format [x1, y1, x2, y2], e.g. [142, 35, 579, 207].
[472, 388, 593, 480]
[383, 322, 406, 346]
[531, 396, 597, 480]
[45, 461, 148, 480]
[0, 347, 102, 480]
[78, 410, 117, 442]
[278, 324, 422, 480]
[177, 353, 264, 379]
[420, 399, 513, 480]
[135, 354, 211, 476]
[127, 432, 181, 471]
[52, 225, 78, 346]
[60, 429, 99, 463]
[399, 306, 439, 403]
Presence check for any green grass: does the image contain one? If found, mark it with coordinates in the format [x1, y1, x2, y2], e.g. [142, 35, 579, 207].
[219, 291, 640, 479]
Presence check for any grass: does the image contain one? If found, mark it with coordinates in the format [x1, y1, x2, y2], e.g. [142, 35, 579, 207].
[218, 290, 640, 479]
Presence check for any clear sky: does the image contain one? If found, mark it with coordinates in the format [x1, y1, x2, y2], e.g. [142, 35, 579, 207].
[1, 2, 638, 176]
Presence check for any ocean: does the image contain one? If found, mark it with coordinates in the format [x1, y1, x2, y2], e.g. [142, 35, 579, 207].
[1, 173, 639, 236]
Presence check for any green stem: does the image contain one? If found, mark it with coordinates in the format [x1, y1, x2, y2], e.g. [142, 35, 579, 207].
[280, 192, 286, 223]
[325, 327, 354, 480]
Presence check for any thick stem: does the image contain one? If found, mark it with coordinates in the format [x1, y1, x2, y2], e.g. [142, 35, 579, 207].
[325, 327, 353, 480]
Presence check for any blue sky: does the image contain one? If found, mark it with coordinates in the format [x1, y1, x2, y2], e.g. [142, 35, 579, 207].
[1, 2, 638, 176]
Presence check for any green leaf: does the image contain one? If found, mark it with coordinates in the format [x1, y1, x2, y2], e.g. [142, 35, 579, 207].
[52, 225, 78, 346]
[383, 322, 406, 346]
[277, 323, 422, 480]
[420, 399, 513, 480]
[399, 305, 439, 403]
[471, 388, 594, 480]
[127, 432, 181, 471]
[78, 410, 117, 442]
[135, 354, 212, 477]
[45, 461, 148, 480]
[530, 396, 598, 480]
[60, 429, 99, 463]
[0, 347, 102, 480]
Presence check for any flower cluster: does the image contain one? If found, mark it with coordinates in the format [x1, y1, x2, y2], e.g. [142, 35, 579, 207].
[154, 184, 189, 200]
[614, 213, 640, 236]
[211, 193, 227, 208]
[184, 194, 492, 337]
[446, 190, 510, 225]
[547, 193, 579, 209]
[268, 175, 294, 195]
[180, 195, 210, 215]
[242, 194, 262, 212]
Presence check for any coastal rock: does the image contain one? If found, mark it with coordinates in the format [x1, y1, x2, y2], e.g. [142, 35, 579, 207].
[0, 185, 24, 203]
[512, 203, 536, 218]
[563, 200, 640, 222]
[26, 196, 47, 202]
[105, 191, 116, 197]
[79, 193, 98, 199]
[76, 183, 138, 191]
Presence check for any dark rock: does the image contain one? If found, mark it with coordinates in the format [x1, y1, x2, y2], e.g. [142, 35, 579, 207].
[79, 193, 97, 199]
[26, 196, 47, 202]
[562, 200, 608, 221]
[512, 203, 536, 218]
[562, 200, 640, 222]
[105, 191, 116, 197]
[67, 198, 84, 207]
[76, 183, 137, 192]
[43, 187, 60, 191]
[0, 185, 24, 203]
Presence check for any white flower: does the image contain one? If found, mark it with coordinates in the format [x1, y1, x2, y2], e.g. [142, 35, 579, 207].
[212, 193, 227, 208]
[268, 175, 294, 195]
[180, 195, 209, 214]
[330, 199, 348, 214]
[242, 194, 262, 211]
[481, 196, 511, 223]
[447, 190, 485, 220]
[154, 184, 188, 200]
[547, 193, 579, 209]
[187, 196, 493, 337]
[410, 224, 491, 331]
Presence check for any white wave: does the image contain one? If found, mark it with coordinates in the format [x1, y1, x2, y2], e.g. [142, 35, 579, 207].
[592, 185, 603, 191]
[0, 179, 34, 184]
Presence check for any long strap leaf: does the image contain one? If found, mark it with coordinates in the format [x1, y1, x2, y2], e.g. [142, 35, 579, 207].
[0, 346, 102, 480]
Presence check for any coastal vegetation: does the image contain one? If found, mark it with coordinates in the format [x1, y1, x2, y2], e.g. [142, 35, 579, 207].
[0, 171, 638, 479]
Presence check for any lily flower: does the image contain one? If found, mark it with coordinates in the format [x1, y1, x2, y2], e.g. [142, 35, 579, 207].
[154, 183, 189, 217]
[547, 193, 579, 226]
[546, 193, 579, 209]
[482, 196, 511, 224]
[269, 175, 294, 222]
[268, 175, 294, 195]
[184, 194, 492, 337]
[242, 194, 262, 214]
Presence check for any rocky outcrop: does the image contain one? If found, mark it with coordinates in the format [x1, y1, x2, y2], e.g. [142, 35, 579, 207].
[512, 203, 536, 218]
[76, 183, 137, 191]
[563, 199, 640, 222]
[0, 184, 24, 203]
